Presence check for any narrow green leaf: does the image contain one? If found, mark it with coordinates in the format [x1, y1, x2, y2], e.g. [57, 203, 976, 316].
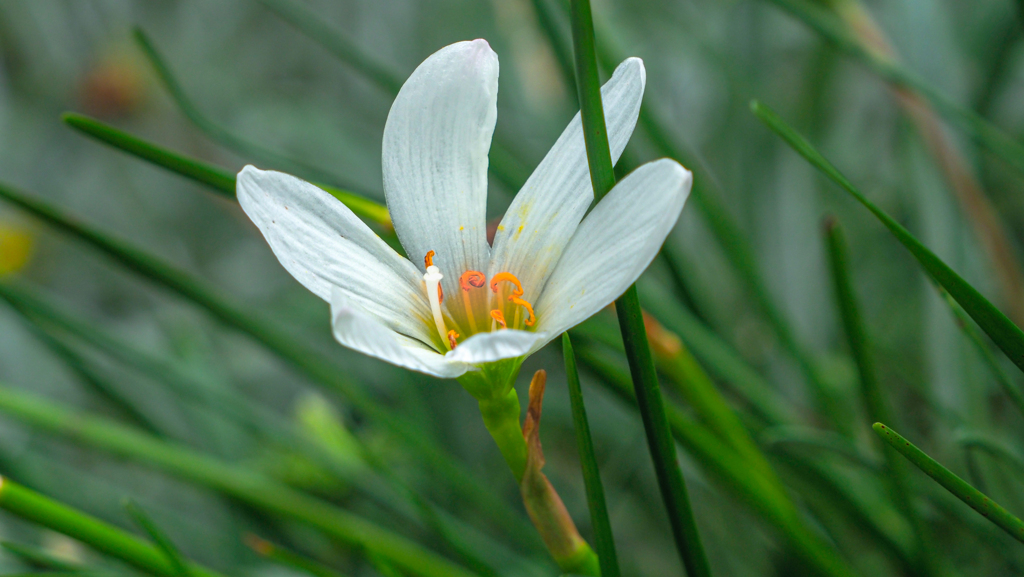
[874, 423, 1024, 544]
[61, 113, 391, 228]
[936, 287, 1024, 419]
[0, 181, 529, 544]
[562, 334, 619, 577]
[763, 0, 1024, 177]
[752, 100, 1024, 374]
[132, 28, 364, 193]
[823, 218, 942, 574]
[0, 384, 481, 577]
[246, 534, 350, 577]
[569, 2, 711, 574]
[760, 425, 882, 472]
[122, 500, 192, 577]
[0, 479, 225, 577]
[575, 342, 859, 577]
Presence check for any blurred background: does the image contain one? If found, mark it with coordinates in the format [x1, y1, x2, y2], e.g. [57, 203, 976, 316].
[0, 0, 1023, 575]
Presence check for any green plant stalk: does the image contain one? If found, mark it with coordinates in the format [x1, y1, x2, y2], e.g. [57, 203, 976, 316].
[477, 388, 528, 482]
[569, 0, 711, 574]
[246, 534, 350, 577]
[132, 29, 367, 195]
[873, 423, 1024, 544]
[0, 479, 225, 577]
[122, 500, 192, 577]
[937, 288, 1024, 419]
[577, 344, 859, 577]
[0, 383, 480, 577]
[762, 0, 1024, 179]
[239, 1, 532, 192]
[751, 101, 1024, 375]
[0, 181, 531, 543]
[823, 218, 941, 575]
[563, 334, 620, 577]
[61, 113, 391, 229]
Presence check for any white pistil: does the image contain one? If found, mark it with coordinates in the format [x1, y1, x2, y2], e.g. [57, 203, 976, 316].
[423, 265, 451, 350]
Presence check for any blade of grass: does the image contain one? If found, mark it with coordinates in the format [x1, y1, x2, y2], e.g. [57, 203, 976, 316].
[873, 422, 1024, 544]
[823, 217, 942, 575]
[574, 342, 859, 577]
[0, 383, 481, 577]
[245, 534, 350, 577]
[752, 100, 1024, 375]
[562, 334, 619, 577]
[122, 500, 192, 577]
[0, 181, 532, 548]
[762, 0, 1024, 179]
[0, 479, 225, 577]
[61, 113, 391, 229]
[132, 29, 365, 193]
[936, 287, 1024, 419]
[248, 0, 531, 192]
[569, 1, 710, 574]
[760, 425, 882, 472]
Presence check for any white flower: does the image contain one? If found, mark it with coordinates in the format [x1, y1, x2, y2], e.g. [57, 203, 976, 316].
[237, 39, 691, 383]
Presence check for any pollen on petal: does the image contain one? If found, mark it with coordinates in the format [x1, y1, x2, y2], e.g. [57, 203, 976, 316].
[460, 270, 486, 291]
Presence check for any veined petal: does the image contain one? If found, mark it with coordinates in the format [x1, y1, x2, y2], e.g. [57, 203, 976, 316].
[489, 58, 646, 303]
[382, 39, 496, 295]
[446, 329, 549, 364]
[238, 166, 434, 344]
[331, 288, 472, 379]
[534, 159, 692, 337]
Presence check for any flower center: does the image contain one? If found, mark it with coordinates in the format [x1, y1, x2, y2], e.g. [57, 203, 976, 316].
[421, 251, 535, 350]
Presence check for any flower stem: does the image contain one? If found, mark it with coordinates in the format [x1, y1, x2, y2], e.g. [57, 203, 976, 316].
[477, 388, 528, 482]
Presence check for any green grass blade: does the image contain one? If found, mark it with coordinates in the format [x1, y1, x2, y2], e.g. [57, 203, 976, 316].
[122, 500, 192, 577]
[132, 28, 364, 193]
[0, 479, 225, 577]
[562, 334, 619, 577]
[823, 218, 942, 574]
[246, 534, 350, 577]
[751, 100, 1024, 375]
[0, 181, 528, 543]
[874, 423, 1024, 544]
[61, 113, 391, 228]
[569, 1, 710, 574]
[936, 288, 1024, 419]
[576, 343, 859, 577]
[760, 426, 882, 472]
[0, 384, 481, 577]
[763, 0, 1024, 177]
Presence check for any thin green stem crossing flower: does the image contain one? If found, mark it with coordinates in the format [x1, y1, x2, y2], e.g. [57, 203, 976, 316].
[238, 39, 691, 394]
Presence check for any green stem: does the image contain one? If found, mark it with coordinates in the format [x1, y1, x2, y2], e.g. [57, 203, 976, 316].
[0, 383, 480, 577]
[563, 334, 620, 577]
[0, 479, 225, 577]
[477, 388, 528, 482]
[569, 1, 710, 573]
[874, 423, 1024, 544]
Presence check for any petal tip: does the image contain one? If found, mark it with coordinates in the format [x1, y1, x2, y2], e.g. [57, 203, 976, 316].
[616, 57, 646, 89]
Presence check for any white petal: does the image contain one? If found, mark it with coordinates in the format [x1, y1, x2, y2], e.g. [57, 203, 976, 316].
[488, 58, 646, 302]
[238, 166, 434, 344]
[382, 40, 496, 295]
[331, 288, 471, 379]
[534, 159, 692, 336]
[446, 329, 549, 364]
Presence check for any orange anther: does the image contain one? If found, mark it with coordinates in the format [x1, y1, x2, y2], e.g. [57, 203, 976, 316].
[447, 330, 459, 349]
[512, 296, 536, 326]
[460, 270, 486, 291]
[490, 271, 524, 298]
[424, 250, 435, 268]
[490, 309, 507, 329]
[437, 282, 443, 304]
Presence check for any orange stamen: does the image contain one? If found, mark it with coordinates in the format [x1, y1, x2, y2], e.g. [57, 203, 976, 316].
[437, 282, 443, 304]
[490, 271, 524, 298]
[512, 296, 536, 326]
[424, 250, 435, 268]
[447, 330, 459, 349]
[490, 309, 507, 329]
[460, 270, 486, 291]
